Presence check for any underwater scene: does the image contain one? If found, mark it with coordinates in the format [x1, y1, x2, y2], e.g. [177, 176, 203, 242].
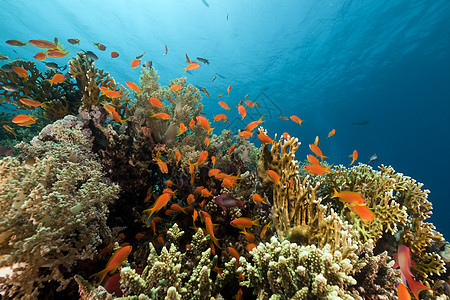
[0, 0, 449, 299]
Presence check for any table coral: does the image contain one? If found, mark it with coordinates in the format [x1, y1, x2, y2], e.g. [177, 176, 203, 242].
[0, 122, 119, 299]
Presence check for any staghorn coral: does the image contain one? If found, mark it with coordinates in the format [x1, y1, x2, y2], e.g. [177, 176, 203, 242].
[238, 237, 360, 299]
[0, 122, 119, 299]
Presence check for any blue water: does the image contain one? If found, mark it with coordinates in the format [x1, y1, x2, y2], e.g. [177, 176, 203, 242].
[1, 0, 449, 237]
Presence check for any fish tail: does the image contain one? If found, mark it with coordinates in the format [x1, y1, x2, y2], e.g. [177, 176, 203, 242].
[46, 79, 53, 87]
[332, 188, 340, 199]
[406, 274, 435, 300]
[253, 218, 261, 227]
[89, 268, 109, 285]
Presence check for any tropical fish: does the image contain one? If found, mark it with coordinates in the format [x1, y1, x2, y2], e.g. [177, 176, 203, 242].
[347, 203, 375, 224]
[196, 116, 213, 134]
[212, 76, 216, 82]
[252, 193, 267, 205]
[257, 133, 273, 144]
[0, 54, 9, 60]
[266, 169, 280, 184]
[368, 153, 378, 164]
[279, 116, 290, 120]
[29, 39, 58, 49]
[164, 45, 168, 56]
[314, 135, 320, 146]
[67, 38, 80, 45]
[290, 115, 303, 125]
[0, 146, 13, 157]
[33, 51, 47, 61]
[230, 217, 261, 229]
[349, 150, 358, 166]
[151, 112, 170, 120]
[149, 97, 164, 108]
[244, 115, 264, 132]
[307, 154, 321, 165]
[145, 61, 152, 69]
[227, 85, 231, 94]
[238, 105, 246, 119]
[303, 164, 332, 176]
[227, 247, 240, 265]
[142, 192, 172, 217]
[84, 50, 98, 60]
[189, 119, 195, 129]
[19, 98, 43, 107]
[213, 114, 228, 123]
[260, 221, 271, 239]
[332, 189, 366, 207]
[44, 62, 64, 70]
[6, 39, 28, 46]
[194, 151, 208, 167]
[328, 129, 336, 138]
[199, 211, 220, 247]
[184, 62, 200, 71]
[240, 229, 255, 243]
[46, 49, 68, 58]
[94, 42, 106, 51]
[218, 101, 230, 110]
[197, 57, 210, 65]
[1, 83, 18, 91]
[351, 120, 370, 126]
[177, 123, 186, 136]
[211, 156, 215, 168]
[203, 87, 210, 97]
[218, 93, 223, 98]
[111, 51, 119, 59]
[3, 125, 17, 139]
[90, 246, 132, 285]
[47, 73, 66, 86]
[238, 131, 253, 138]
[168, 84, 182, 91]
[125, 81, 142, 93]
[130, 59, 141, 68]
[136, 53, 146, 59]
[309, 144, 328, 161]
[99, 86, 122, 98]
[12, 66, 29, 79]
[397, 283, 411, 300]
[175, 151, 181, 166]
[244, 100, 256, 108]
[228, 144, 236, 157]
[204, 137, 210, 147]
[200, 188, 213, 198]
[103, 103, 126, 124]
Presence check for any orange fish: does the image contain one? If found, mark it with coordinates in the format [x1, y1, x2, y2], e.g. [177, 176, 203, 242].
[19, 98, 43, 107]
[33, 51, 47, 61]
[6, 39, 28, 47]
[12, 66, 29, 79]
[238, 105, 246, 120]
[236, 289, 243, 300]
[12, 114, 35, 124]
[397, 283, 411, 300]
[67, 38, 80, 45]
[28, 39, 58, 49]
[212, 76, 216, 82]
[260, 221, 271, 239]
[164, 179, 174, 187]
[200, 188, 213, 198]
[314, 135, 320, 146]
[142, 192, 172, 217]
[279, 116, 289, 120]
[189, 119, 195, 129]
[208, 168, 221, 177]
[347, 203, 375, 224]
[228, 144, 236, 157]
[328, 129, 336, 138]
[46, 73, 65, 86]
[227, 85, 231, 94]
[111, 51, 119, 59]
[164, 45, 168, 56]
[349, 150, 358, 166]
[218, 101, 230, 110]
[332, 189, 366, 207]
[170, 203, 188, 214]
[130, 59, 141, 68]
[177, 123, 186, 136]
[94, 42, 106, 51]
[244, 115, 264, 132]
[155, 151, 168, 173]
[196, 116, 213, 134]
[103, 103, 126, 124]
[151, 112, 170, 120]
[246, 243, 257, 252]
[240, 229, 255, 243]
[175, 151, 181, 166]
[257, 133, 273, 144]
[213, 114, 228, 123]
[304, 164, 332, 176]
[125, 81, 142, 93]
[211, 156, 215, 168]
[230, 217, 260, 229]
[266, 169, 280, 184]
[3, 124, 17, 139]
[169, 84, 182, 91]
[203, 87, 210, 98]
[99, 86, 122, 98]
[244, 100, 255, 108]
[290, 115, 303, 125]
[252, 193, 267, 205]
[199, 211, 220, 247]
[218, 93, 223, 98]
[187, 194, 195, 205]
[238, 131, 253, 138]
[90, 246, 132, 285]
[306, 154, 320, 165]
[194, 151, 208, 167]
[309, 144, 328, 161]
[46, 49, 69, 58]
[204, 137, 210, 147]
[184, 62, 200, 71]
[227, 247, 240, 266]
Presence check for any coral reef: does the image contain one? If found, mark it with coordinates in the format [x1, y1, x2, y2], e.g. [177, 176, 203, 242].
[0, 121, 119, 299]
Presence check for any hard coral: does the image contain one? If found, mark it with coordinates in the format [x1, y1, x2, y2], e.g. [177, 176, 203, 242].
[0, 122, 119, 299]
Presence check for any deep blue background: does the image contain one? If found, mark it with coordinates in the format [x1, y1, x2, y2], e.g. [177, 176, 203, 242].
[1, 0, 449, 237]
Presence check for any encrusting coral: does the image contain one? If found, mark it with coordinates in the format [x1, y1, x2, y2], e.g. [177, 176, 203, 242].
[0, 121, 120, 299]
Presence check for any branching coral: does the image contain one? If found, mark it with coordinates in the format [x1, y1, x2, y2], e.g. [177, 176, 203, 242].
[0, 122, 120, 299]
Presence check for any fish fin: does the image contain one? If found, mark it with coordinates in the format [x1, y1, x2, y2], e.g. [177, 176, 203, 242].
[89, 268, 109, 286]
[406, 275, 436, 300]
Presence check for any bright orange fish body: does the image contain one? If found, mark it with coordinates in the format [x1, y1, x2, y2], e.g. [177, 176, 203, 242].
[218, 101, 230, 110]
[244, 100, 255, 108]
[304, 164, 332, 176]
[169, 84, 182, 91]
[29, 39, 58, 49]
[208, 168, 221, 177]
[99, 87, 121, 98]
[227, 85, 231, 94]
[19, 98, 43, 107]
[213, 114, 228, 123]
[228, 144, 236, 157]
[196, 116, 213, 134]
[238, 131, 253, 138]
[266, 169, 280, 184]
[12, 114, 36, 124]
[290, 115, 303, 125]
[184, 62, 200, 71]
[230, 217, 260, 229]
[125, 81, 142, 93]
[143, 193, 172, 217]
[3, 125, 17, 139]
[130, 59, 141, 68]
[12, 66, 29, 79]
[332, 189, 366, 206]
[347, 203, 374, 224]
[349, 150, 358, 166]
[244, 115, 264, 132]
[252, 193, 267, 204]
[103, 103, 125, 124]
[199, 211, 220, 247]
[238, 105, 246, 119]
[194, 151, 208, 167]
[189, 119, 195, 129]
[257, 133, 273, 144]
[306, 154, 320, 165]
[46, 49, 68, 58]
[34, 51, 47, 61]
[177, 123, 186, 136]
[90, 246, 132, 285]
[175, 151, 181, 166]
[151, 113, 170, 120]
[309, 144, 328, 161]
[397, 283, 411, 300]
[47, 73, 66, 86]
[328, 129, 336, 138]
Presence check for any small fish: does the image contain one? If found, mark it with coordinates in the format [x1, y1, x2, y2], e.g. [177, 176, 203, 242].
[12, 66, 29, 80]
[228, 144, 236, 157]
[149, 97, 164, 108]
[0, 54, 9, 60]
[99, 86, 122, 98]
[29, 39, 58, 49]
[12, 114, 37, 125]
[46, 49, 68, 58]
[196, 116, 213, 134]
[260, 221, 271, 239]
[283, 132, 290, 140]
[187, 194, 195, 205]
[196, 57, 210, 65]
[194, 150, 208, 167]
[67, 38, 80, 45]
[213, 114, 228, 123]
[185, 53, 193, 64]
[244, 100, 255, 108]
[164, 45, 168, 56]
[204, 137, 210, 147]
[44, 62, 64, 70]
[211, 156, 215, 168]
[304, 164, 332, 176]
[314, 135, 320, 146]
[368, 153, 378, 164]
[3, 125, 17, 139]
[349, 150, 358, 166]
[218, 101, 230, 110]
[19, 98, 43, 107]
[244, 115, 264, 132]
[208, 168, 221, 177]
[136, 52, 146, 59]
[227, 85, 231, 94]
[203, 87, 210, 97]
[175, 151, 181, 166]
[177, 123, 186, 136]
[90, 246, 132, 285]
[257, 133, 273, 144]
[279, 116, 289, 120]
[1, 83, 18, 91]
[145, 60, 152, 69]
[189, 119, 195, 129]
[290, 115, 303, 125]
[252, 193, 267, 205]
[306, 154, 320, 165]
[111, 51, 119, 59]
[143, 192, 173, 217]
[238, 105, 246, 119]
[212, 76, 216, 82]
[201, 0, 209, 7]
[328, 129, 336, 138]
[130, 59, 141, 68]
[184, 62, 200, 72]
[168, 84, 182, 91]
[84, 50, 98, 60]
[33, 51, 47, 61]
[103, 103, 126, 124]
[6, 39, 28, 47]
[230, 217, 261, 229]
[218, 93, 223, 98]
[309, 144, 328, 161]
[47, 73, 66, 86]
[199, 211, 220, 247]
[332, 189, 366, 207]
[0, 146, 13, 157]
[397, 283, 411, 300]
[125, 81, 142, 93]
[151, 112, 170, 120]
[266, 169, 280, 184]
[238, 131, 253, 138]
[94, 42, 106, 51]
